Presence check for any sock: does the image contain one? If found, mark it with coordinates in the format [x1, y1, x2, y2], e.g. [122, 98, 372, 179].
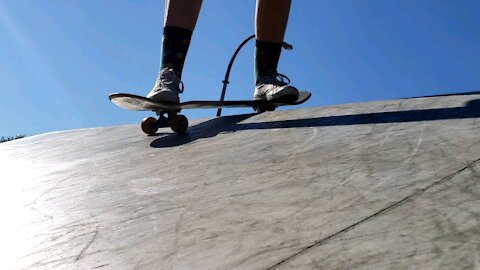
[160, 26, 192, 78]
[254, 40, 282, 83]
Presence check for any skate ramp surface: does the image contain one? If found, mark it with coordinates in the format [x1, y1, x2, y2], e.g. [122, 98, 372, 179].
[1, 92, 480, 269]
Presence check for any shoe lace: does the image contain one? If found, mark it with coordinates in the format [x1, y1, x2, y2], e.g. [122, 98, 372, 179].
[155, 69, 184, 93]
[261, 72, 291, 86]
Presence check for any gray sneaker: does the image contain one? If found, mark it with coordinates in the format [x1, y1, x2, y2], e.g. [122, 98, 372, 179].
[254, 72, 299, 102]
[147, 68, 183, 103]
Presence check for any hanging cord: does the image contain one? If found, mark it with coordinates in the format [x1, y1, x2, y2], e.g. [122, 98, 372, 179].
[216, 35, 293, 117]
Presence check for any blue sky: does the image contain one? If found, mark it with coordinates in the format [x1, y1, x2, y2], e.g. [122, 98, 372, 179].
[1, 0, 479, 136]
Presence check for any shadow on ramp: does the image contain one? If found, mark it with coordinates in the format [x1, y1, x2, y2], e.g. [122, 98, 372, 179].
[150, 99, 480, 148]
[150, 114, 256, 148]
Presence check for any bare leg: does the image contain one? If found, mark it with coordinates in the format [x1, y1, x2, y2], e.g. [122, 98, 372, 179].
[164, 0, 203, 31]
[255, 0, 291, 43]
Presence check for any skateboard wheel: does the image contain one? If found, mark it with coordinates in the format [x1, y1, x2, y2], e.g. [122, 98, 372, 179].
[254, 105, 264, 113]
[141, 117, 158, 135]
[170, 114, 188, 133]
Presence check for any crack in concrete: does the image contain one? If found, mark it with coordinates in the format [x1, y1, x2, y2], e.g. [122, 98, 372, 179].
[92, 263, 109, 269]
[265, 157, 480, 270]
[74, 225, 99, 262]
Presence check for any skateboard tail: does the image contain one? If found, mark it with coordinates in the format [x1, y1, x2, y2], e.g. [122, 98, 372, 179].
[109, 94, 176, 111]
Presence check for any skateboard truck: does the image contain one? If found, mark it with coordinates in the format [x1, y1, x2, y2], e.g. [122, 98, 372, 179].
[141, 110, 188, 135]
[253, 102, 277, 113]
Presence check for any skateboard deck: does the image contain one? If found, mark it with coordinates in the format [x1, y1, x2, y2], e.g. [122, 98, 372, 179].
[109, 91, 311, 111]
[108, 91, 311, 134]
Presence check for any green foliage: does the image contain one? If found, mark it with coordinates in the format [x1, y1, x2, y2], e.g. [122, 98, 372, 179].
[0, 135, 26, 143]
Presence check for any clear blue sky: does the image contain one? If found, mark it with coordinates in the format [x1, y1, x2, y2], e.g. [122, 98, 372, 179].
[1, 0, 479, 136]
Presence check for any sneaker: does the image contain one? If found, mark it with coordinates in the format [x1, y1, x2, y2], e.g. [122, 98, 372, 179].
[254, 72, 299, 102]
[147, 68, 184, 103]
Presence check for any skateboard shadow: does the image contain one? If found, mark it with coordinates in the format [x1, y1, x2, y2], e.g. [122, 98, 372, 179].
[150, 99, 480, 148]
[150, 114, 257, 148]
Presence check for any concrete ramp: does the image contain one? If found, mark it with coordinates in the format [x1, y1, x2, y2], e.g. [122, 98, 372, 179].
[1, 93, 480, 269]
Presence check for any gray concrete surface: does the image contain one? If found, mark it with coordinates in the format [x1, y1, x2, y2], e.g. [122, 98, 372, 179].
[1, 93, 479, 269]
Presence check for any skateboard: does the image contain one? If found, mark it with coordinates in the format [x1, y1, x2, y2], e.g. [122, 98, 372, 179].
[109, 91, 311, 135]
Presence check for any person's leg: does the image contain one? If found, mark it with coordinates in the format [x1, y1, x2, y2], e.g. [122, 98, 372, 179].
[148, 0, 202, 103]
[164, 0, 202, 30]
[256, 0, 290, 43]
[254, 0, 298, 102]
[162, 0, 202, 74]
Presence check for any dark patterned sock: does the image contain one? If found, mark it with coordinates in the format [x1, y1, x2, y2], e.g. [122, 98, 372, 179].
[254, 40, 282, 83]
[160, 26, 192, 78]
